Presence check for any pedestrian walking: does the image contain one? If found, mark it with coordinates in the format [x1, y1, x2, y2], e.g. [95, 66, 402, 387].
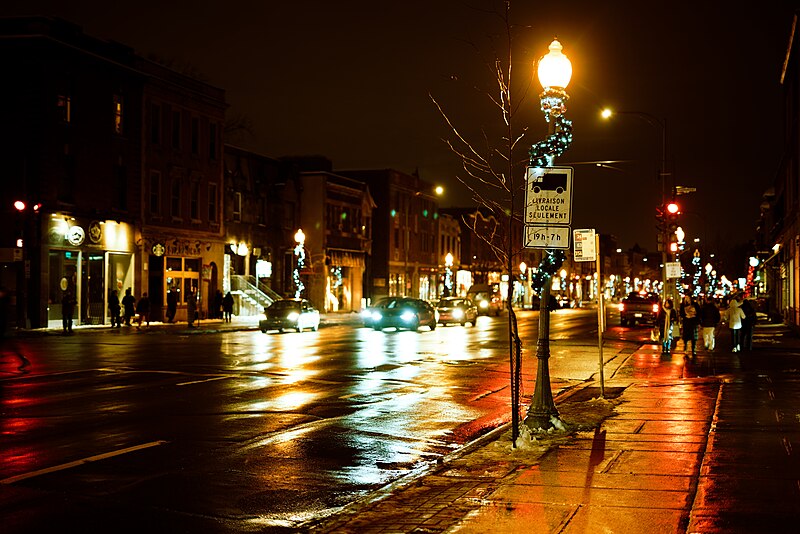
[135, 292, 150, 329]
[166, 289, 178, 323]
[657, 298, 677, 355]
[679, 295, 701, 358]
[108, 289, 121, 328]
[121, 288, 136, 326]
[213, 290, 223, 319]
[699, 296, 721, 351]
[740, 297, 757, 352]
[187, 289, 197, 328]
[62, 290, 76, 334]
[726, 297, 746, 352]
[222, 291, 234, 322]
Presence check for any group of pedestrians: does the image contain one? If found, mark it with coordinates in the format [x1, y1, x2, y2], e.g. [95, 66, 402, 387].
[103, 288, 234, 329]
[656, 293, 757, 357]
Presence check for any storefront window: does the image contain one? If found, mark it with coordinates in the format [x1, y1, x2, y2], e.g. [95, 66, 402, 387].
[165, 256, 200, 304]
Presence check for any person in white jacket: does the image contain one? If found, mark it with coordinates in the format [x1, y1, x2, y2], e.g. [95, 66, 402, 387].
[726, 297, 746, 352]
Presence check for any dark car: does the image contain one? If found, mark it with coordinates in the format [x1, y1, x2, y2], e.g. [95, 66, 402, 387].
[370, 297, 437, 332]
[435, 297, 478, 326]
[466, 284, 503, 316]
[618, 292, 660, 326]
[259, 298, 320, 333]
[360, 297, 390, 328]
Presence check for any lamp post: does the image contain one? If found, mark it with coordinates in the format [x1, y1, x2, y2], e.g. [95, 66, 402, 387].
[601, 109, 670, 300]
[525, 38, 573, 431]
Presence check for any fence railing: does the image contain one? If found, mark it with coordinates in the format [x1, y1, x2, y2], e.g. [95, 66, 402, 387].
[230, 275, 280, 316]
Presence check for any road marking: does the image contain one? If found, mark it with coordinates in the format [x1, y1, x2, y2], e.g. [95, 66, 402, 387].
[0, 440, 169, 485]
[177, 375, 234, 386]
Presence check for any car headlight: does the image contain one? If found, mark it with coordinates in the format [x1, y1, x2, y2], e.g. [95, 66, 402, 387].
[400, 311, 415, 322]
[453, 308, 464, 319]
[371, 311, 382, 321]
[479, 300, 488, 309]
[287, 312, 299, 322]
[360, 309, 372, 319]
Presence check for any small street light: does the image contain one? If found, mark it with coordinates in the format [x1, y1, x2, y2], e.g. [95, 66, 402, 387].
[525, 38, 573, 432]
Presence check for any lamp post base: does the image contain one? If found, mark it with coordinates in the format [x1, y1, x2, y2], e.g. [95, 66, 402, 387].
[524, 284, 561, 432]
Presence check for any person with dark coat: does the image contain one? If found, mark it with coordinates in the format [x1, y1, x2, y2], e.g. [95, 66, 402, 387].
[136, 292, 151, 329]
[740, 297, 757, 352]
[699, 297, 721, 351]
[222, 291, 234, 322]
[108, 289, 121, 328]
[657, 298, 677, 355]
[166, 290, 178, 323]
[62, 290, 77, 334]
[187, 289, 197, 328]
[121, 288, 136, 326]
[213, 290, 223, 319]
[679, 295, 702, 357]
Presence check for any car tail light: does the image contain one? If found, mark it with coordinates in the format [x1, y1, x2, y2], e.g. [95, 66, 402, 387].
[652, 303, 660, 313]
[618, 303, 625, 312]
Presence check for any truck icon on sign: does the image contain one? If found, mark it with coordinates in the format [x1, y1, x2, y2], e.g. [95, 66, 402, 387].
[530, 171, 568, 194]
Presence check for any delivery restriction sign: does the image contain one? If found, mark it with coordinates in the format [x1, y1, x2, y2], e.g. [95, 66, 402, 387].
[524, 166, 573, 225]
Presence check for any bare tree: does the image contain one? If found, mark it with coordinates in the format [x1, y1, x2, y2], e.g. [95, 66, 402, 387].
[430, 0, 535, 445]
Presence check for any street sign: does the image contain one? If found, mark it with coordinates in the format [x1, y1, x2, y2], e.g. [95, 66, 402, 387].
[665, 261, 682, 279]
[524, 166, 574, 226]
[524, 225, 570, 249]
[573, 229, 596, 262]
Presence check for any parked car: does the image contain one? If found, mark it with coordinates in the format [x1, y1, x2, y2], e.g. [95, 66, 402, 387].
[370, 297, 437, 332]
[435, 297, 478, 326]
[618, 292, 660, 326]
[466, 284, 503, 316]
[259, 298, 320, 333]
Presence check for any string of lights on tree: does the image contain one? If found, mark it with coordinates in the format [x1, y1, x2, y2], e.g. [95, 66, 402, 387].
[293, 240, 306, 298]
[691, 252, 702, 297]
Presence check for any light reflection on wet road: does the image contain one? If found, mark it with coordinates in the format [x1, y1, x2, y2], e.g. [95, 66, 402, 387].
[0, 308, 629, 532]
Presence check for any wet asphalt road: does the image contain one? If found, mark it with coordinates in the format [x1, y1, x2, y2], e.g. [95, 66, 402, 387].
[0, 308, 628, 532]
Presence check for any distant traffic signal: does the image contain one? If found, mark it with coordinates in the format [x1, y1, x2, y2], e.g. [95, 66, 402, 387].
[666, 202, 680, 233]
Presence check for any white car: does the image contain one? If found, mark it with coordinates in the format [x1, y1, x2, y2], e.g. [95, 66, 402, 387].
[259, 298, 320, 333]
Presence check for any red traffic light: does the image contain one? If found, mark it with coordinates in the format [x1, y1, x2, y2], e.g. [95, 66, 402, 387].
[666, 202, 679, 214]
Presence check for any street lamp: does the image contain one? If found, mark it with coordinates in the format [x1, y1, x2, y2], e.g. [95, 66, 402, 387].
[601, 108, 670, 299]
[525, 38, 573, 432]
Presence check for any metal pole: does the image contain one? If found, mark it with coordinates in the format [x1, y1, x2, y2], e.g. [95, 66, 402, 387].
[596, 233, 605, 397]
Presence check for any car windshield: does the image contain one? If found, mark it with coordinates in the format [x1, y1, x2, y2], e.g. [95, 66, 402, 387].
[440, 298, 466, 307]
[270, 300, 300, 311]
[387, 298, 414, 309]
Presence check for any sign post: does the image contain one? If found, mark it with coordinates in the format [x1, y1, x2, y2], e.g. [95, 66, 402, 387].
[574, 228, 604, 396]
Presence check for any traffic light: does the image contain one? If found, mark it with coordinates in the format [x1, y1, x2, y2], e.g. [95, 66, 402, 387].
[666, 201, 680, 233]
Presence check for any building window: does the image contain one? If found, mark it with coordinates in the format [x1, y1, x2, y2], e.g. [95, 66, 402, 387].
[172, 110, 181, 149]
[233, 192, 242, 222]
[151, 103, 161, 145]
[191, 117, 199, 154]
[171, 179, 181, 218]
[209, 123, 218, 160]
[113, 165, 127, 210]
[113, 94, 123, 134]
[150, 171, 161, 215]
[208, 183, 218, 223]
[190, 182, 199, 220]
[57, 95, 71, 123]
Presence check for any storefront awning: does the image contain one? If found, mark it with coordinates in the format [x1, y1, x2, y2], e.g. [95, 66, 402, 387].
[328, 249, 364, 268]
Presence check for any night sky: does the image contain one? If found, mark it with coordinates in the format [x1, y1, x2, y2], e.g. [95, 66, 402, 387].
[4, 0, 796, 272]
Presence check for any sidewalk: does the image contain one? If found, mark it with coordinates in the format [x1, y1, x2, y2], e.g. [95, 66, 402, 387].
[13, 310, 363, 337]
[309, 323, 800, 533]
